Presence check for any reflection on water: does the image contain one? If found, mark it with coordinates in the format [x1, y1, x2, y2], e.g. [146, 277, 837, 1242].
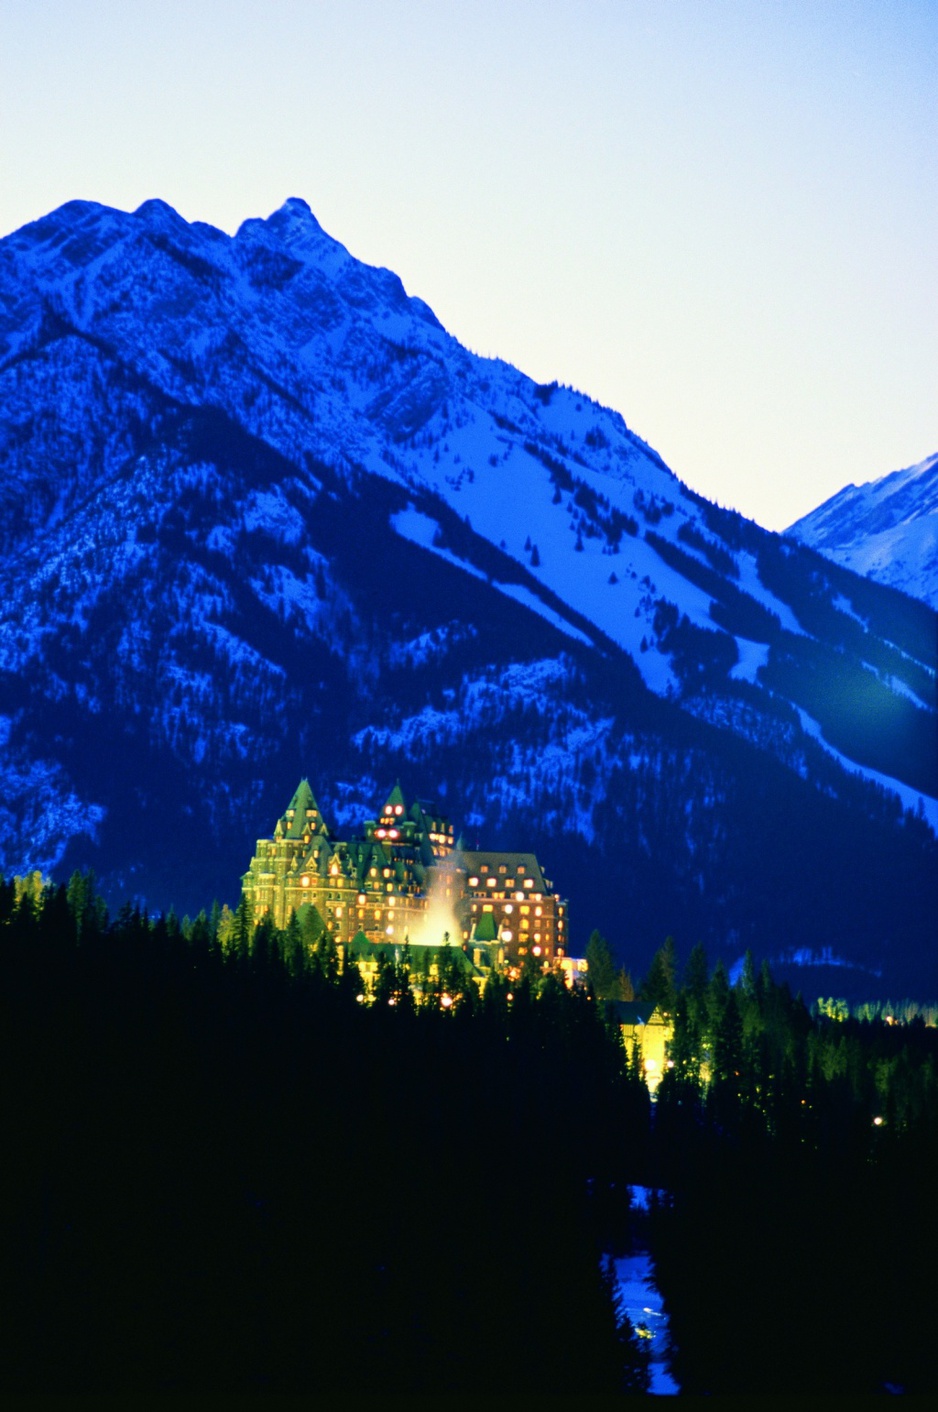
[610, 1185, 679, 1396]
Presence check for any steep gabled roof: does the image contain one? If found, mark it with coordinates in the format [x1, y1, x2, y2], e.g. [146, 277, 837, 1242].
[472, 912, 499, 942]
[381, 781, 407, 815]
[280, 778, 328, 840]
[609, 1001, 663, 1027]
[460, 851, 549, 893]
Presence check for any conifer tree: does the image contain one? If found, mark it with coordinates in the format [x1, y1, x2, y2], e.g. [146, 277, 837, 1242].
[586, 930, 617, 999]
[640, 936, 677, 1015]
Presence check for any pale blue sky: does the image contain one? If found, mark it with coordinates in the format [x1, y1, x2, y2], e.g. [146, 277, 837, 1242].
[1, 0, 934, 529]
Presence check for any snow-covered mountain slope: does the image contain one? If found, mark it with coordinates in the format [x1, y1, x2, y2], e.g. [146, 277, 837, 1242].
[787, 453, 938, 610]
[1, 198, 936, 997]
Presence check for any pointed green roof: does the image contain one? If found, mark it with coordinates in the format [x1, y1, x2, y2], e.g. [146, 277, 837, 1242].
[382, 781, 407, 814]
[282, 778, 327, 839]
[472, 912, 498, 942]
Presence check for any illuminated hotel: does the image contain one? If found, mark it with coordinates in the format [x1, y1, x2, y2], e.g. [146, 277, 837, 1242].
[241, 779, 569, 968]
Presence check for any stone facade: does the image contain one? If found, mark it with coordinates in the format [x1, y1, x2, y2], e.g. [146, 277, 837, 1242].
[242, 779, 570, 970]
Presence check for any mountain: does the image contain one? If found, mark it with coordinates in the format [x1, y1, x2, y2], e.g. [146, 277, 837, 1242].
[787, 453, 938, 610]
[1, 197, 936, 998]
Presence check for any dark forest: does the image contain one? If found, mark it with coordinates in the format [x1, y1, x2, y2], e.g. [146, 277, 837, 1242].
[1, 874, 935, 1395]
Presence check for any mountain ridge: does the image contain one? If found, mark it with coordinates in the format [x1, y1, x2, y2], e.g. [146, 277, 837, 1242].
[787, 452, 938, 611]
[1, 197, 935, 996]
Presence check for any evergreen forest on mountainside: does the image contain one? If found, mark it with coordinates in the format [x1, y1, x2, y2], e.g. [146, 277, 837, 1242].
[2, 873, 935, 1396]
[2, 197, 936, 1002]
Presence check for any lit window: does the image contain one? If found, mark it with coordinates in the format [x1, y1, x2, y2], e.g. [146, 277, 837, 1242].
[487, 878, 496, 888]
[558, 920, 564, 930]
[335, 906, 343, 918]
[481, 864, 489, 873]
[301, 876, 310, 888]
[471, 903, 477, 912]
[521, 918, 529, 930]
[504, 904, 513, 914]
[394, 805, 403, 816]
[524, 878, 533, 888]
[532, 945, 542, 957]
[374, 910, 381, 920]
[515, 891, 524, 901]
[501, 928, 513, 941]
[468, 876, 479, 887]
[535, 893, 542, 902]
[534, 931, 541, 941]
[482, 904, 493, 913]
[535, 906, 542, 917]
[383, 868, 391, 878]
[520, 906, 530, 915]
[358, 894, 366, 905]
[498, 865, 507, 874]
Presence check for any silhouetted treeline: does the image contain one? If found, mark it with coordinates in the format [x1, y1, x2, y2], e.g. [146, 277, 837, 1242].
[0, 874, 649, 1395]
[635, 938, 938, 1396]
[4, 876, 936, 1395]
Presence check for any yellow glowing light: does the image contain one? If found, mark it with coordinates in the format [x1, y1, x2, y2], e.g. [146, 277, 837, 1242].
[301, 876, 310, 888]
[440, 993, 453, 1008]
[873, 1116, 884, 1126]
[394, 804, 403, 815]
[532, 945, 542, 957]
[644, 1058, 657, 1072]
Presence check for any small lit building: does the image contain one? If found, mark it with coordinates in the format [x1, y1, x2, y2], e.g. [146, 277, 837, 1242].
[610, 1002, 673, 1093]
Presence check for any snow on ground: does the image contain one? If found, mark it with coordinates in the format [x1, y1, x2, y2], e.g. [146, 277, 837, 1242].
[795, 707, 938, 834]
[730, 637, 771, 684]
[736, 551, 804, 634]
[787, 452, 938, 610]
[493, 582, 593, 646]
[390, 507, 488, 584]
